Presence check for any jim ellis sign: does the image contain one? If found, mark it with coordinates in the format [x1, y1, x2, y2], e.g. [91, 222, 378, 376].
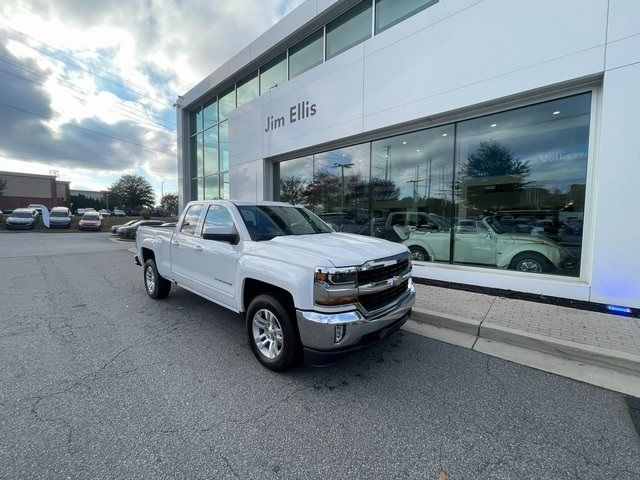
[264, 100, 317, 133]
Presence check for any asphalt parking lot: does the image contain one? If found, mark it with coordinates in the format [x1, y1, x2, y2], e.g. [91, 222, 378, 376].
[1, 232, 639, 479]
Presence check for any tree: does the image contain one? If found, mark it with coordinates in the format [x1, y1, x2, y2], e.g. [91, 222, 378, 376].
[279, 176, 307, 205]
[0, 177, 6, 197]
[160, 193, 179, 215]
[108, 174, 155, 212]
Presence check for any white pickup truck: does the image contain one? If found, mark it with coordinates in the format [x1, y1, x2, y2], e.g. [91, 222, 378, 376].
[135, 200, 415, 371]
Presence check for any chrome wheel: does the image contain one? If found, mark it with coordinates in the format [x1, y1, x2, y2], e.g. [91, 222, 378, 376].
[409, 247, 428, 262]
[145, 266, 155, 293]
[517, 259, 542, 273]
[252, 309, 284, 360]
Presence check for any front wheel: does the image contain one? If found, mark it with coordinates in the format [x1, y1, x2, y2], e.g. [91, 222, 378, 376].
[409, 245, 430, 262]
[246, 294, 298, 371]
[509, 252, 551, 273]
[144, 259, 171, 299]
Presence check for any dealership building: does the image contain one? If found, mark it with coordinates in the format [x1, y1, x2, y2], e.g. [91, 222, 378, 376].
[176, 0, 640, 309]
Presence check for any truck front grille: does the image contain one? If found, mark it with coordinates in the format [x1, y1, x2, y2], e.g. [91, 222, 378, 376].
[358, 279, 409, 312]
[357, 256, 410, 286]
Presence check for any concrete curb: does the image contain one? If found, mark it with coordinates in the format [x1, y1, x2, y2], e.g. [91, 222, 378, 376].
[409, 305, 640, 381]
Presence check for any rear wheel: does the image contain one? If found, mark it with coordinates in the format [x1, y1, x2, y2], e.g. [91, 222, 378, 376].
[509, 252, 550, 273]
[409, 245, 430, 262]
[246, 294, 298, 371]
[144, 259, 171, 299]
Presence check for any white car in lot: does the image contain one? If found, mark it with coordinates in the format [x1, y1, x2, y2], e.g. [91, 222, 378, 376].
[403, 216, 573, 273]
[135, 200, 415, 370]
[5, 208, 37, 230]
[49, 207, 71, 228]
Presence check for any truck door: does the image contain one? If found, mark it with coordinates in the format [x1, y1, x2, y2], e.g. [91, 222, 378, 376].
[189, 204, 240, 308]
[170, 203, 205, 290]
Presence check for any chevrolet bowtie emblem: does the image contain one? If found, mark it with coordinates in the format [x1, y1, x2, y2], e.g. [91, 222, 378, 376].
[392, 276, 402, 286]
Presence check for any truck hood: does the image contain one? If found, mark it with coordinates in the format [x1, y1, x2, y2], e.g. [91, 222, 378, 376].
[262, 233, 408, 267]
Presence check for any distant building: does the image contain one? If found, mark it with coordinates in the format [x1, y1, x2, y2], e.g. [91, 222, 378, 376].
[69, 189, 107, 202]
[0, 171, 70, 210]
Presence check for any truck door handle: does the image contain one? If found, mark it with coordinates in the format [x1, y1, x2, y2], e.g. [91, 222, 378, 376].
[193, 245, 203, 252]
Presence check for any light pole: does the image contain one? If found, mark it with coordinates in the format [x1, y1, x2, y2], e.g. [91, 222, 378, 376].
[160, 182, 164, 207]
[332, 162, 353, 213]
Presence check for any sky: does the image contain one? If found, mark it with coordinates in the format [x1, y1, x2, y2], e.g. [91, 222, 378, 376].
[0, 0, 303, 201]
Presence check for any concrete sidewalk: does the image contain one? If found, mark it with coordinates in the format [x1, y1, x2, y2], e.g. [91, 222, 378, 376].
[404, 283, 640, 396]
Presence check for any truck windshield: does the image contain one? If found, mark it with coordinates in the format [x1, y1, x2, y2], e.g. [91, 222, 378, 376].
[237, 205, 332, 241]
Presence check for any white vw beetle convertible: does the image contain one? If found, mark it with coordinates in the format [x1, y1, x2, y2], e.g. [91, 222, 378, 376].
[403, 216, 573, 273]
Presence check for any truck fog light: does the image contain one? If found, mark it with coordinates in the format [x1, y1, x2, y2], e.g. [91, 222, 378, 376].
[334, 325, 345, 343]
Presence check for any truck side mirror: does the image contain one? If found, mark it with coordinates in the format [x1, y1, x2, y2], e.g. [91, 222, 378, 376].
[202, 225, 239, 244]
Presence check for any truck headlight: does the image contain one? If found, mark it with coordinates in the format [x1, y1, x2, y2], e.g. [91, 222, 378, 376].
[314, 266, 358, 306]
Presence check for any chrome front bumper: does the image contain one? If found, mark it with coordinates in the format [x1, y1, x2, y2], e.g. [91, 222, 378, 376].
[296, 279, 415, 353]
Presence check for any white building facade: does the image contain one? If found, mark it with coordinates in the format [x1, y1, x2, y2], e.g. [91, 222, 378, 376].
[176, 0, 640, 309]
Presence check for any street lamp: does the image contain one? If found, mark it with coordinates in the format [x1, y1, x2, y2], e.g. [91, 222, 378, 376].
[332, 162, 353, 213]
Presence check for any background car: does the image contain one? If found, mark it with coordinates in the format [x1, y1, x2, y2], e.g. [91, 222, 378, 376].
[110, 219, 138, 234]
[27, 204, 43, 219]
[117, 220, 163, 239]
[113, 209, 126, 217]
[49, 207, 71, 228]
[6, 208, 37, 230]
[78, 212, 102, 231]
[98, 209, 112, 217]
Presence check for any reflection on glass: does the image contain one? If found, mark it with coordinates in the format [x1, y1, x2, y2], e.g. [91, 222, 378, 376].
[372, 126, 455, 261]
[313, 144, 371, 235]
[326, 1, 372, 59]
[203, 99, 218, 130]
[190, 133, 204, 178]
[189, 108, 202, 135]
[260, 53, 287, 93]
[274, 156, 313, 209]
[221, 172, 229, 199]
[375, 0, 439, 34]
[237, 71, 259, 107]
[203, 127, 218, 176]
[219, 87, 236, 121]
[204, 175, 219, 200]
[453, 93, 591, 276]
[219, 121, 229, 172]
[289, 28, 323, 79]
[191, 178, 203, 201]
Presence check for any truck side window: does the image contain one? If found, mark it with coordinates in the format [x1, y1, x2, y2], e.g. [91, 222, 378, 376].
[203, 205, 234, 232]
[181, 204, 204, 236]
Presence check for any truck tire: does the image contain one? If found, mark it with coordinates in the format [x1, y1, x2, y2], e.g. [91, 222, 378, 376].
[509, 252, 551, 273]
[246, 294, 298, 371]
[409, 245, 430, 262]
[144, 258, 171, 299]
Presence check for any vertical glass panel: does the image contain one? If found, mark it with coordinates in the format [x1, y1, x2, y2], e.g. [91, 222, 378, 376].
[221, 172, 229, 199]
[204, 175, 220, 200]
[288, 28, 324, 79]
[189, 107, 202, 135]
[454, 93, 591, 277]
[219, 121, 229, 172]
[190, 178, 203, 201]
[312, 143, 371, 235]
[326, 1, 372, 59]
[274, 156, 313, 209]
[203, 98, 218, 130]
[236, 71, 259, 107]
[190, 133, 204, 178]
[203, 126, 219, 176]
[218, 87, 236, 121]
[260, 53, 287, 93]
[375, 0, 438, 34]
[372, 126, 455, 262]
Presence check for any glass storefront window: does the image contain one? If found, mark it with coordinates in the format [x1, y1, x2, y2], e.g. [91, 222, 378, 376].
[219, 87, 236, 121]
[454, 93, 591, 276]
[204, 175, 220, 200]
[237, 71, 259, 107]
[190, 178, 203, 201]
[203, 126, 218, 176]
[326, 1, 372, 60]
[189, 108, 202, 135]
[289, 28, 324, 79]
[312, 143, 371, 235]
[203, 98, 218, 130]
[190, 133, 204, 178]
[375, 0, 439, 34]
[274, 156, 313, 209]
[372, 126, 455, 261]
[221, 172, 229, 199]
[260, 53, 287, 93]
[219, 121, 229, 172]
